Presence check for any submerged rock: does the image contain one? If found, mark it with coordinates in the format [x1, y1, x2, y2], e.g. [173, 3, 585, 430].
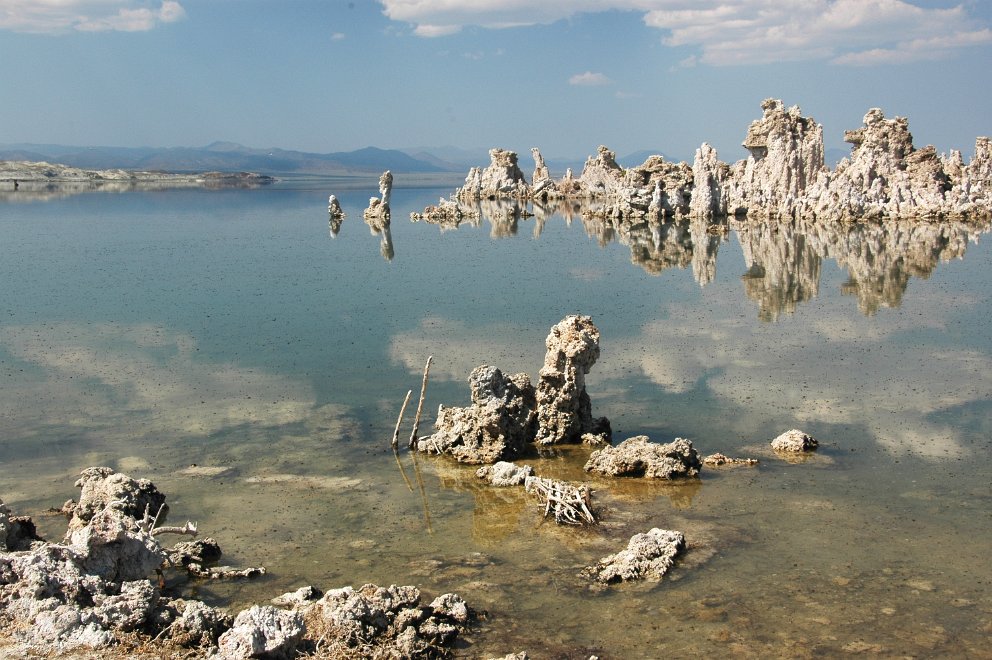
[419, 365, 537, 464]
[702, 453, 759, 467]
[535, 315, 610, 445]
[476, 461, 534, 487]
[771, 429, 819, 452]
[582, 528, 686, 584]
[584, 436, 701, 479]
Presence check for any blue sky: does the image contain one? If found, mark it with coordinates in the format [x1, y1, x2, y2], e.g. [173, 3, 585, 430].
[1, 0, 990, 163]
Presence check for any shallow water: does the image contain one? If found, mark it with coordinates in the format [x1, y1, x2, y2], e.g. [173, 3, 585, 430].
[1, 182, 991, 657]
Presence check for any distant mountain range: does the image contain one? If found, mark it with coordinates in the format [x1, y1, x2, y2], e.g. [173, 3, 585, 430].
[0, 142, 696, 176]
[0, 142, 462, 176]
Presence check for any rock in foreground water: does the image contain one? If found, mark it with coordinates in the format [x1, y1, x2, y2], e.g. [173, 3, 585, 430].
[584, 436, 702, 479]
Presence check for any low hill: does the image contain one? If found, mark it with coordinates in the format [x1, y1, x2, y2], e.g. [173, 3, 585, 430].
[0, 142, 457, 175]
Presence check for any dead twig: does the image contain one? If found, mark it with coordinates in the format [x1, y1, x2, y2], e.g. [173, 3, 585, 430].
[524, 476, 596, 525]
[408, 355, 433, 449]
[391, 389, 413, 449]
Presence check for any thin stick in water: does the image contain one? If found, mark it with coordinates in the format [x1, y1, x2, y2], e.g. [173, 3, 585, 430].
[391, 389, 413, 449]
[408, 355, 433, 449]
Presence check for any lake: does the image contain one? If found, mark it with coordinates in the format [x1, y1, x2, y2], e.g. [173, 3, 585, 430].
[1, 180, 990, 657]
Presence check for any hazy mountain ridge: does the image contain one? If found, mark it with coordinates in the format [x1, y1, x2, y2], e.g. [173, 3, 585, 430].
[0, 142, 687, 178]
[0, 142, 458, 175]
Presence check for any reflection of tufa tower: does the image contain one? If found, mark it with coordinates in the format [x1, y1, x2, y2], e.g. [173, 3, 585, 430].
[736, 219, 821, 322]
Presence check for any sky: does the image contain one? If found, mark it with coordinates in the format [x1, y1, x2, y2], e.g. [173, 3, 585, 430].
[1, 0, 991, 163]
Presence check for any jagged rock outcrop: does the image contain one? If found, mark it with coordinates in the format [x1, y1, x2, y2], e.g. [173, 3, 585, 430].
[436, 99, 990, 223]
[689, 143, 729, 217]
[419, 365, 537, 464]
[458, 148, 530, 200]
[328, 195, 345, 237]
[61, 466, 168, 536]
[2, 471, 475, 658]
[379, 170, 393, 207]
[584, 436, 701, 479]
[293, 584, 471, 658]
[418, 315, 609, 460]
[770, 429, 819, 452]
[1, 470, 172, 654]
[531, 147, 554, 199]
[726, 99, 825, 216]
[582, 528, 686, 584]
[410, 196, 479, 227]
[217, 605, 305, 659]
[534, 315, 610, 445]
[363, 170, 393, 230]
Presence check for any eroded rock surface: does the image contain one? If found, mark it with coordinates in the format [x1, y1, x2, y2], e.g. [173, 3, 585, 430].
[440, 99, 991, 222]
[61, 466, 168, 536]
[2, 470, 475, 658]
[217, 605, 305, 659]
[295, 583, 472, 658]
[476, 461, 534, 487]
[582, 528, 686, 583]
[535, 315, 610, 445]
[771, 429, 819, 452]
[584, 436, 701, 479]
[420, 365, 537, 464]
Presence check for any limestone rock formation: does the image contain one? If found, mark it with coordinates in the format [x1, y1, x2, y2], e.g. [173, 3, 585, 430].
[293, 583, 472, 657]
[584, 436, 701, 479]
[328, 195, 345, 237]
[419, 365, 537, 464]
[531, 147, 554, 198]
[363, 170, 394, 231]
[459, 148, 530, 200]
[476, 461, 534, 487]
[727, 98, 825, 216]
[702, 453, 759, 467]
[771, 429, 819, 452]
[61, 466, 168, 536]
[582, 528, 685, 583]
[441, 99, 991, 222]
[379, 170, 393, 207]
[1, 470, 475, 658]
[689, 143, 728, 217]
[217, 605, 305, 659]
[410, 196, 479, 226]
[534, 315, 609, 445]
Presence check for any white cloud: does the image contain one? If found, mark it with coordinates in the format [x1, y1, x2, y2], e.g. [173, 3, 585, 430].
[0, 322, 315, 440]
[331, 31, 346, 41]
[378, 0, 991, 66]
[414, 23, 462, 37]
[569, 71, 612, 86]
[0, 0, 186, 34]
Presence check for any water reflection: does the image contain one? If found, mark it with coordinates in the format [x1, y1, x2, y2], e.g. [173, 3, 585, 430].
[407, 198, 991, 318]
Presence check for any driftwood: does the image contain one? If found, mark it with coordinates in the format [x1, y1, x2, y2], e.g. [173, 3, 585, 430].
[408, 356, 433, 448]
[186, 563, 266, 579]
[391, 389, 413, 449]
[524, 476, 595, 525]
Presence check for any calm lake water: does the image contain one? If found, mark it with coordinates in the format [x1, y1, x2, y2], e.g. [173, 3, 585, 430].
[1, 181, 991, 657]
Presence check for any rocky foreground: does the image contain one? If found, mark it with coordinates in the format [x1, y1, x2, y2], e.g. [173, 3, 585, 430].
[0, 468, 472, 658]
[414, 99, 991, 223]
